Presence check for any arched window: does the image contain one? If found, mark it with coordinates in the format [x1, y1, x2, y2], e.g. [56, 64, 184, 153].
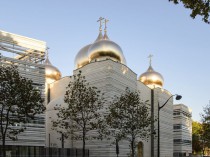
[137, 141, 143, 157]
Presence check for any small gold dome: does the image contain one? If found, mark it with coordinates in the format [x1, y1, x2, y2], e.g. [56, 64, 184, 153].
[74, 44, 91, 69]
[88, 32, 126, 65]
[44, 57, 61, 83]
[139, 65, 164, 89]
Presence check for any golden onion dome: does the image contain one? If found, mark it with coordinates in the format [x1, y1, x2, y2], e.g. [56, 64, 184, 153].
[74, 44, 91, 69]
[88, 31, 126, 65]
[44, 56, 61, 83]
[139, 62, 164, 89]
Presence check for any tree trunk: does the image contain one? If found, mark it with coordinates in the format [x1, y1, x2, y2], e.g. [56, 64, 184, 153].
[131, 139, 135, 157]
[83, 139, 85, 157]
[1, 135, 6, 157]
[83, 129, 85, 157]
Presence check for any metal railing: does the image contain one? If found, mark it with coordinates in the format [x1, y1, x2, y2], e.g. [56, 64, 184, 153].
[0, 147, 89, 157]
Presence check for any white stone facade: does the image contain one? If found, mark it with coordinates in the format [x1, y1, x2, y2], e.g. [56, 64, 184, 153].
[46, 59, 177, 157]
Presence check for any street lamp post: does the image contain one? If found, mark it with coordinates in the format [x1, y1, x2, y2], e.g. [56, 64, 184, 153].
[157, 94, 182, 157]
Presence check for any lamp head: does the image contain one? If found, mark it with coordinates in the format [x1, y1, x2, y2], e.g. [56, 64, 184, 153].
[175, 95, 182, 100]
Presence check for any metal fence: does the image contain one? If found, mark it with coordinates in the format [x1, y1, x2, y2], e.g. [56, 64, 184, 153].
[0, 146, 89, 157]
[46, 148, 89, 157]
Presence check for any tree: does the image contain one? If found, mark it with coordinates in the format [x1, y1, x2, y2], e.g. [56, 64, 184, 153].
[0, 65, 45, 157]
[106, 88, 152, 157]
[169, 0, 210, 24]
[201, 102, 210, 126]
[192, 121, 202, 154]
[52, 71, 104, 157]
[200, 103, 210, 156]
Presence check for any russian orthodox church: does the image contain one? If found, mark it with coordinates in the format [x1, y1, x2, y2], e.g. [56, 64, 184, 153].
[45, 18, 178, 157]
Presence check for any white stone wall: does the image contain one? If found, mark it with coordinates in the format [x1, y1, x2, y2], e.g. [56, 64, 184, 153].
[72, 60, 149, 157]
[153, 88, 174, 157]
[136, 82, 152, 157]
[46, 60, 153, 157]
[46, 59, 177, 157]
[46, 77, 71, 148]
[49, 77, 71, 101]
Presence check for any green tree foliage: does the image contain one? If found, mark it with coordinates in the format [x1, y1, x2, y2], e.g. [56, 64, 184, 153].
[0, 65, 45, 157]
[52, 71, 104, 157]
[192, 103, 210, 155]
[192, 121, 202, 154]
[169, 0, 210, 24]
[201, 103, 210, 154]
[106, 88, 152, 157]
[201, 102, 210, 125]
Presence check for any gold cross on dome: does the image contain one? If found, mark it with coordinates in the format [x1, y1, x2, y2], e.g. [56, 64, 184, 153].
[46, 47, 50, 58]
[104, 18, 109, 31]
[148, 54, 153, 66]
[97, 17, 104, 31]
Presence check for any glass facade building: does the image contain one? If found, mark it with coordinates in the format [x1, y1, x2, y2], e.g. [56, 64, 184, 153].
[0, 30, 46, 152]
[173, 104, 192, 157]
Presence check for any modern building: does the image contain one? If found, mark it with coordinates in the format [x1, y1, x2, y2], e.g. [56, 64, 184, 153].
[173, 104, 192, 157]
[0, 30, 46, 155]
[45, 19, 191, 157]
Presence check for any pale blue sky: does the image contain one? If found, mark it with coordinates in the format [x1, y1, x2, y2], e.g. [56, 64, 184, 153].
[1, 1, 209, 121]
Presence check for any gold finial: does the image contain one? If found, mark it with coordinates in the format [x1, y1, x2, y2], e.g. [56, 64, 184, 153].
[103, 18, 109, 40]
[148, 54, 153, 66]
[46, 47, 50, 59]
[44, 47, 51, 65]
[97, 17, 104, 32]
[104, 18, 109, 32]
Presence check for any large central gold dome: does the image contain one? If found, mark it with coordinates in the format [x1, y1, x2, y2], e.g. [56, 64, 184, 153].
[139, 65, 164, 89]
[74, 19, 127, 69]
[74, 44, 91, 69]
[74, 31, 103, 69]
[88, 32, 126, 65]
